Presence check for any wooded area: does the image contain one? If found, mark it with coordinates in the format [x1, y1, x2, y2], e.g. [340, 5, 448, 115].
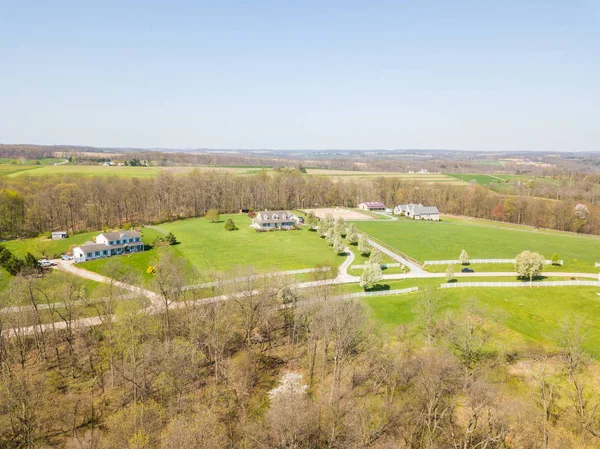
[1, 169, 599, 239]
[1, 255, 599, 448]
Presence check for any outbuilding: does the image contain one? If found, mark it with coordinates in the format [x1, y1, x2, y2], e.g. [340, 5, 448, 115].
[358, 202, 386, 211]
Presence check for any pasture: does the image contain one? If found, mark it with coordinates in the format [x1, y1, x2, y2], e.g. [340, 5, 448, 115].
[360, 280, 600, 358]
[354, 215, 600, 273]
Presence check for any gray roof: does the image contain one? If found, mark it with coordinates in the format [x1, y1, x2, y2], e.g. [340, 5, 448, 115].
[417, 206, 439, 215]
[99, 230, 141, 241]
[254, 210, 295, 224]
[78, 240, 144, 253]
[78, 242, 111, 253]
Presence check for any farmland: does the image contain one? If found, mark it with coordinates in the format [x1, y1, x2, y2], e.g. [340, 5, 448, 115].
[354, 215, 600, 273]
[3, 163, 471, 183]
[359, 279, 600, 358]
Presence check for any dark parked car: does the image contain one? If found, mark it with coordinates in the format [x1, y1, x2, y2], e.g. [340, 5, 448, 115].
[461, 267, 474, 273]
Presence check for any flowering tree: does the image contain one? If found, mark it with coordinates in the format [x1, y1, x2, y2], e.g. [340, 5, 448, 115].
[370, 248, 383, 265]
[445, 264, 455, 282]
[332, 234, 345, 254]
[574, 203, 589, 220]
[358, 236, 371, 257]
[360, 261, 382, 290]
[515, 250, 545, 281]
[459, 249, 469, 265]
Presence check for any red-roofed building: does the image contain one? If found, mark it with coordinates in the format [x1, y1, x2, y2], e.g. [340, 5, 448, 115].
[358, 202, 386, 211]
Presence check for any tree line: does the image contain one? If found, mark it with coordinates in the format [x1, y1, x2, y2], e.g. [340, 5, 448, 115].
[0, 170, 599, 239]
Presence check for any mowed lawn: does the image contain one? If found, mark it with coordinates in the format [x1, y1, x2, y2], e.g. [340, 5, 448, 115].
[156, 214, 343, 273]
[4, 231, 101, 258]
[361, 281, 600, 358]
[354, 216, 600, 273]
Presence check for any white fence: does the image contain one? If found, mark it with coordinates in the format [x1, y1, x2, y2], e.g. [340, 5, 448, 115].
[350, 263, 404, 270]
[424, 258, 563, 266]
[340, 287, 418, 299]
[440, 281, 599, 289]
[183, 267, 331, 291]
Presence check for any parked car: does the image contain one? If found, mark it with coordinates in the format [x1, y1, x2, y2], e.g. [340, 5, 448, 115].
[461, 267, 474, 273]
[38, 259, 55, 267]
[61, 254, 72, 261]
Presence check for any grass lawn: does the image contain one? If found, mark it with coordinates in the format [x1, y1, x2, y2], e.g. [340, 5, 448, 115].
[156, 214, 343, 275]
[360, 281, 600, 358]
[3, 231, 100, 258]
[354, 216, 600, 273]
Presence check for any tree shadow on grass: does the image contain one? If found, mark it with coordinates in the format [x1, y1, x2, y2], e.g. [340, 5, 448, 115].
[365, 283, 391, 292]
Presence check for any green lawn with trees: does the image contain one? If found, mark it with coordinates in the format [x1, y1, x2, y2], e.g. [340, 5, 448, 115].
[156, 214, 343, 274]
[354, 216, 600, 273]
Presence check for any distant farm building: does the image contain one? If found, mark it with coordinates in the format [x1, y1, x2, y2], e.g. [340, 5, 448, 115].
[358, 202, 386, 211]
[394, 203, 440, 221]
[250, 210, 299, 230]
[52, 231, 68, 240]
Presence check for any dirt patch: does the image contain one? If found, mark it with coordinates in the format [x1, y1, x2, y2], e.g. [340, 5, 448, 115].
[303, 208, 374, 220]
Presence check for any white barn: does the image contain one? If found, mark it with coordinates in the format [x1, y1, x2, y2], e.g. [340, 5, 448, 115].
[394, 203, 440, 221]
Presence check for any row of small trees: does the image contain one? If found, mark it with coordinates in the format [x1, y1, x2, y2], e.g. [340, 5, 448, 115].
[309, 213, 384, 290]
[447, 249, 557, 281]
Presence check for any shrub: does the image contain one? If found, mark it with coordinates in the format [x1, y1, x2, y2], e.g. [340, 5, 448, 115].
[224, 219, 238, 231]
[248, 211, 256, 218]
[205, 209, 220, 222]
[165, 232, 178, 244]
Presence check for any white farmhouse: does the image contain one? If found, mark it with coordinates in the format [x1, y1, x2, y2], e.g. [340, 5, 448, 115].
[250, 210, 300, 230]
[394, 203, 440, 221]
[73, 230, 144, 262]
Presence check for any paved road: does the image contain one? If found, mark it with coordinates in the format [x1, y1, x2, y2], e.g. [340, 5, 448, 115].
[4, 253, 598, 337]
[366, 239, 426, 274]
[55, 260, 163, 308]
[336, 247, 358, 283]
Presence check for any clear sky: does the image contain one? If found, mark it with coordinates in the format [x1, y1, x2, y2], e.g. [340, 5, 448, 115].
[1, 1, 598, 151]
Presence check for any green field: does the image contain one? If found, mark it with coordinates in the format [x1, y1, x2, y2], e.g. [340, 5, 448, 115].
[360, 281, 600, 358]
[354, 216, 600, 273]
[4, 231, 101, 258]
[447, 173, 509, 185]
[156, 215, 343, 274]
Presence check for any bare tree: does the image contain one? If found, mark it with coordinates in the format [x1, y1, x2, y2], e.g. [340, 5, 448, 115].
[414, 287, 443, 347]
[151, 247, 187, 337]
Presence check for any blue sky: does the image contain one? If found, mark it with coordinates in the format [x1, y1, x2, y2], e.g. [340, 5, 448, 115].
[0, 1, 598, 151]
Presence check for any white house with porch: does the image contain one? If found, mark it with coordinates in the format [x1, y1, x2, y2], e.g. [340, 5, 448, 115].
[250, 210, 299, 230]
[73, 230, 144, 262]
